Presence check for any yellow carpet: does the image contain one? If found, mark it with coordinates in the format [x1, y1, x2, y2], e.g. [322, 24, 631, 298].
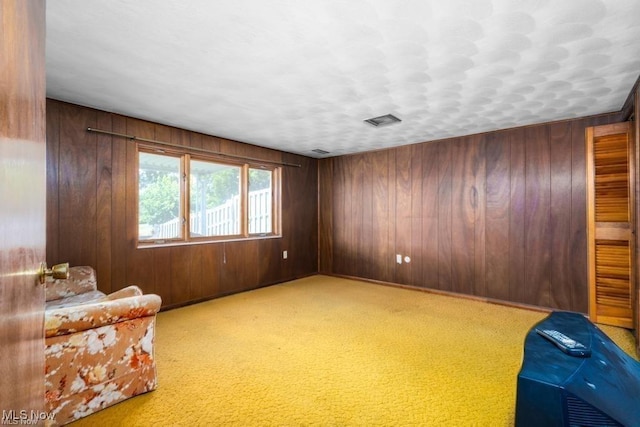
[71, 275, 637, 426]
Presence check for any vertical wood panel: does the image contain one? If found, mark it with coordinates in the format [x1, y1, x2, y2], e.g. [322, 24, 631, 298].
[485, 132, 511, 300]
[277, 152, 317, 280]
[96, 111, 113, 293]
[58, 104, 98, 267]
[451, 138, 474, 294]
[549, 121, 573, 309]
[570, 118, 589, 312]
[395, 146, 412, 285]
[509, 128, 527, 303]
[284, 153, 318, 278]
[524, 126, 551, 307]
[421, 143, 439, 288]
[359, 153, 374, 279]
[318, 158, 334, 274]
[332, 157, 347, 275]
[371, 151, 391, 282]
[352, 155, 366, 278]
[258, 238, 282, 285]
[473, 135, 486, 297]
[152, 247, 172, 303]
[201, 243, 222, 298]
[46, 101, 61, 264]
[170, 246, 191, 305]
[387, 150, 397, 283]
[188, 245, 204, 300]
[220, 241, 259, 294]
[410, 145, 424, 287]
[438, 141, 452, 291]
[343, 156, 356, 277]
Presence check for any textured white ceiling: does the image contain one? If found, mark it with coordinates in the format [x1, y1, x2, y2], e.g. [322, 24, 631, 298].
[46, 0, 640, 158]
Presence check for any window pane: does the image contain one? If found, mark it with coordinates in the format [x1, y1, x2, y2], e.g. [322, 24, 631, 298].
[139, 152, 181, 240]
[248, 168, 272, 234]
[190, 160, 240, 237]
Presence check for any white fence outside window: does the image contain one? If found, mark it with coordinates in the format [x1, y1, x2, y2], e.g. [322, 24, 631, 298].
[151, 188, 271, 239]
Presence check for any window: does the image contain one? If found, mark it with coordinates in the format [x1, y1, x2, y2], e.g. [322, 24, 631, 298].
[138, 145, 280, 244]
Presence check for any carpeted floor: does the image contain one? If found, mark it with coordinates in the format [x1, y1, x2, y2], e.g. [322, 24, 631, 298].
[71, 275, 637, 426]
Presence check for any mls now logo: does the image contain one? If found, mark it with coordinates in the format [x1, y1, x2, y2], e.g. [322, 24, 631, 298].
[1, 410, 55, 425]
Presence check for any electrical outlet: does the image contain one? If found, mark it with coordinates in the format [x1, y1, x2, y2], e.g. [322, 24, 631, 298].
[283, 250, 288, 259]
[396, 254, 402, 264]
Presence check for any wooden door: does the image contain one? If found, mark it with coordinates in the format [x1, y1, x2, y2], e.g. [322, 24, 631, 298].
[0, 0, 47, 415]
[586, 122, 635, 328]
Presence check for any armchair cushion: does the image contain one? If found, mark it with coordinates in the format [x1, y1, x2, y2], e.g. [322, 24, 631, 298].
[45, 266, 98, 302]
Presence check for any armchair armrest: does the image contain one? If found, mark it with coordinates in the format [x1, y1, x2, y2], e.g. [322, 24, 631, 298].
[45, 293, 161, 338]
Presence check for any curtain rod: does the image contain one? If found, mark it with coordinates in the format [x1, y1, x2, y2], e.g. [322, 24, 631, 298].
[86, 127, 302, 168]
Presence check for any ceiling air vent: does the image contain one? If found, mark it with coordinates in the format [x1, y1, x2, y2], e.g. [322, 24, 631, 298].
[312, 149, 330, 155]
[364, 113, 402, 127]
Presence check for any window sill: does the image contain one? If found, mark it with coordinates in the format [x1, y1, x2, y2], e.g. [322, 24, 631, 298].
[137, 234, 282, 249]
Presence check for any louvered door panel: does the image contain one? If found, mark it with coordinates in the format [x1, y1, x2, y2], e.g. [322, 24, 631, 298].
[587, 122, 635, 329]
[594, 240, 632, 321]
[594, 133, 629, 222]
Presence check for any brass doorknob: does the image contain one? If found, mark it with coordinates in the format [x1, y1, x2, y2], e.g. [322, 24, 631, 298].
[38, 262, 69, 284]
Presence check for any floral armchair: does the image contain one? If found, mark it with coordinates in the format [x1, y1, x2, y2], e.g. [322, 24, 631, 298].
[44, 266, 161, 426]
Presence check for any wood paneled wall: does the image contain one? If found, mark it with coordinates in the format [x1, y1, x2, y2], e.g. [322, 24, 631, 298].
[319, 113, 625, 312]
[46, 100, 318, 309]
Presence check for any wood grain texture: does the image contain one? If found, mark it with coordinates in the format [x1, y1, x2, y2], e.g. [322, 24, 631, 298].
[524, 125, 551, 307]
[282, 153, 318, 279]
[549, 121, 573, 309]
[0, 0, 46, 414]
[58, 103, 98, 267]
[485, 131, 511, 300]
[46, 102, 60, 265]
[318, 113, 625, 312]
[572, 113, 625, 312]
[437, 141, 453, 291]
[451, 138, 475, 295]
[318, 158, 334, 274]
[352, 154, 367, 279]
[360, 153, 374, 280]
[509, 128, 527, 304]
[46, 101, 318, 309]
[331, 157, 348, 276]
[635, 83, 640, 353]
[472, 135, 487, 297]
[395, 145, 412, 285]
[410, 145, 424, 287]
[587, 122, 634, 328]
[96, 111, 114, 294]
[421, 143, 440, 289]
[371, 151, 391, 282]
